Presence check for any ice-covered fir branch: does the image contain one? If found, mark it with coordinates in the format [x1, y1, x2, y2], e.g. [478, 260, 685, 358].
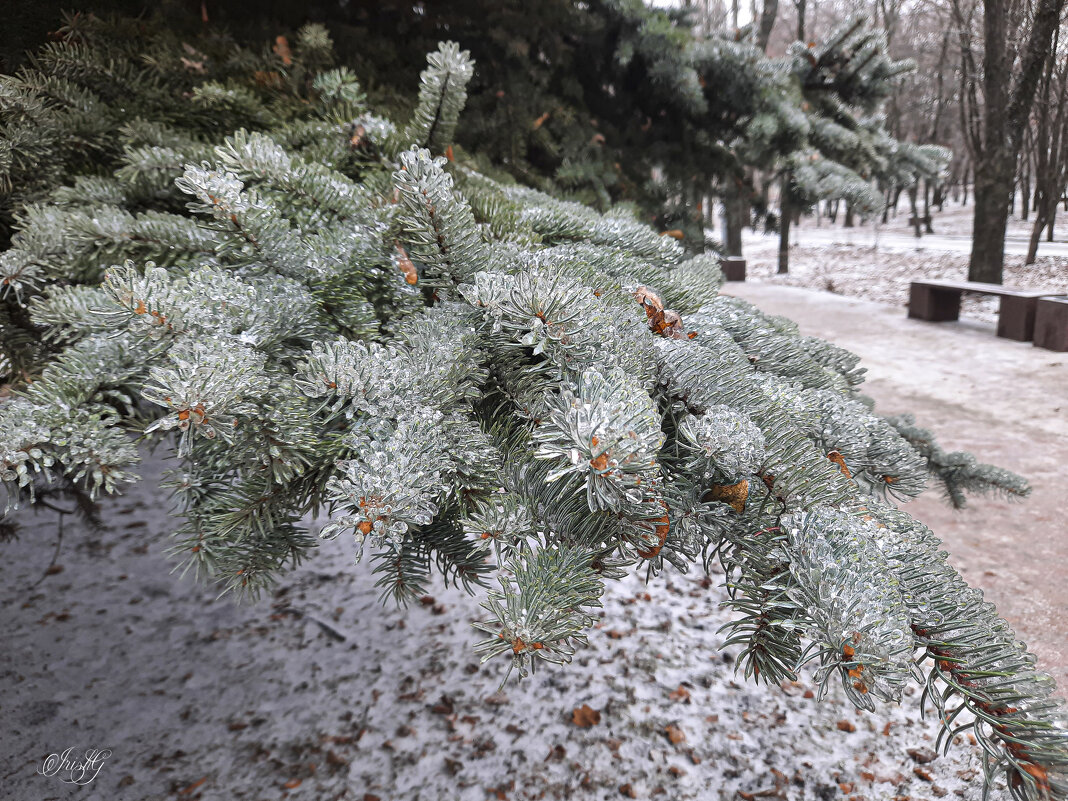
[403, 42, 475, 154]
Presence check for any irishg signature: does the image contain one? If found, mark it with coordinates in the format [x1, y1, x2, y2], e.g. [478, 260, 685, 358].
[37, 747, 112, 786]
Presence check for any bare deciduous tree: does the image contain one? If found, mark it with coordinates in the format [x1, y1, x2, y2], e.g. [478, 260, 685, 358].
[956, 0, 1067, 283]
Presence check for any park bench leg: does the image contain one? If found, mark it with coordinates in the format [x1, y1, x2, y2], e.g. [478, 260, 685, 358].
[721, 257, 746, 282]
[1033, 301, 1068, 351]
[997, 296, 1038, 341]
[908, 285, 960, 322]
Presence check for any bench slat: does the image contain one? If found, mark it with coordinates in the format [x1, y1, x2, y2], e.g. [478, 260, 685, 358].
[911, 278, 1051, 298]
[908, 281, 1062, 341]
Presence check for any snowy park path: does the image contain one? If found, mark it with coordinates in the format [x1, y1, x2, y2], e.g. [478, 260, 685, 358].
[725, 282, 1068, 692]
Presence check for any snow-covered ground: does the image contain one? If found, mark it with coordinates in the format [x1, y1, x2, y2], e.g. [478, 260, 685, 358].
[737, 201, 1068, 325]
[877, 199, 1065, 243]
[743, 210, 1068, 326]
[7, 198, 1055, 801]
[743, 239, 1068, 325]
[2, 456, 997, 800]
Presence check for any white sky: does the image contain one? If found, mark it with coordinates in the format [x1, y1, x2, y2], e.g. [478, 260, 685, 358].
[647, 0, 756, 26]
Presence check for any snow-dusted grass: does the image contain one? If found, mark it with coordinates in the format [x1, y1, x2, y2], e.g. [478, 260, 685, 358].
[3, 455, 996, 800]
[744, 242, 1068, 325]
[741, 202, 1068, 325]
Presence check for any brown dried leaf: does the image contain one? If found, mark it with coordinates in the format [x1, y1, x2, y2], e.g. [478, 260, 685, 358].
[826, 450, 852, 478]
[907, 747, 937, 764]
[664, 723, 686, 744]
[571, 704, 601, 727]
[179, 777, 208, 795]
[668, 685, 691, 703]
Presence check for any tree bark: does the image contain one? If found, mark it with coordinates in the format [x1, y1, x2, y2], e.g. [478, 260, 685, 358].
[970, 159, 1014, 282]
[908, 185, 923, 238]
[724, 177, 746, 256]
[924, 180, 934, 232]
[1026, 192, 1050, 263]
[968, 0, 1068, 283]
[756, 0, 778, 53]
[778, 179, 792, 273]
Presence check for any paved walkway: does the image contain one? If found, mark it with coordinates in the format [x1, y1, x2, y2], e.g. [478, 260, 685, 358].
[723, 282, 1068, 689]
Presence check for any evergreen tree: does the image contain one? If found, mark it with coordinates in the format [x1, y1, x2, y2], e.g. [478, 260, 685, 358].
[1, 17, 1065, 800]
[736, 17, 950, 272]
[323, 2, 948, 263]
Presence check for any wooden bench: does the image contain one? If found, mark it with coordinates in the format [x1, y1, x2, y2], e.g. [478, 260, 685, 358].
[721, 256, 746, 282]
[1033, 296, 1068, 351]
[908, 279, 1055, 341]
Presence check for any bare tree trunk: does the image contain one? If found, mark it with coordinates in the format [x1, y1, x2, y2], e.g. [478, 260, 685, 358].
[756, 0, 779, 52]
[843, 202, 855, 228]
[970, 160, 1014, 282]
[924, 180, 934, 232]
[1021, 133, 1032, 220]
[908, 185, 923, 238]
[778, 181, 792, 273]
[1026, 194, 1050, 263]
[724, 177, 746, 256]
[968, 0, 1067, 283]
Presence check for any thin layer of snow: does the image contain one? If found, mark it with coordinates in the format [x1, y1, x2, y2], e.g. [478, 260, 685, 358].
[2, 454, 999, 800]
[742, 239, 1068, 325]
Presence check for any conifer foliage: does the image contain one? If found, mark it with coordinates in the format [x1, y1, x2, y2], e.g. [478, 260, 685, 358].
[1, 17, 1065, 800]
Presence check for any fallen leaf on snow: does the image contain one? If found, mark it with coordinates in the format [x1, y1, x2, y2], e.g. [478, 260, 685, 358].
[664, 723, 686, 744]
[906, 747, 936, 764]
[668, 685, 691, 702]
[571, 704, 601, 727]
[179, 777, 208, 795]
